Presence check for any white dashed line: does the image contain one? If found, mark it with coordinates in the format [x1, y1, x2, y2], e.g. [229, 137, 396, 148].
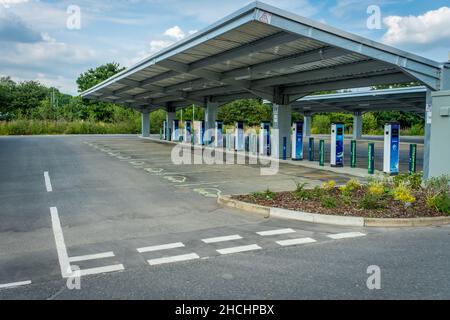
[147, 253, 200, 266]
[0, 280, 32, 290]
[78, 264, 125, 277]
[276, 237, 317, 246]
[69, 251, 115, 263]
[217, 244, 262, 255]
[202, 235, 243, 244]
[50, 207, 72, 278]
[137, 242, 185, 253]
[327, 232, 367, 240]
[44, 171, 53, 192]
[256, 228, 296, 236]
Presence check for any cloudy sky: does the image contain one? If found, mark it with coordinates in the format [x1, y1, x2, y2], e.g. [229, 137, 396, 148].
[1, 0, 450, 95]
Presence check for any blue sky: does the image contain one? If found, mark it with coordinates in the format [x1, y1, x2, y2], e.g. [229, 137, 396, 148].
[1, 0, 450, 95]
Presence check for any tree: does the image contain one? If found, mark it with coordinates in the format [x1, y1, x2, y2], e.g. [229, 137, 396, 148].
[76, 62, 125, 92]
[218, 99, 271, 126]
[0, 77, 16, 118]
[9, 81, 49, 118]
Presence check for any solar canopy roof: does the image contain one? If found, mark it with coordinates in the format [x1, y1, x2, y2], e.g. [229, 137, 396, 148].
[81, 1, 444, 112]
[292, 86, 427, 115]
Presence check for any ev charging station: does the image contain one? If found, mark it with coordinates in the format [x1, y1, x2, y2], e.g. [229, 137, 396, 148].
[215, 120, 224, 148]
[194, 120, 205, 145]
[235, 121, 244, 151]
[173, 120, 180, 141]
[259, 121, 270, 156]
[184, 120, 192, 143]
[383, 122, 400, 175]
[331, 122, 345, 167]
[163, 121, 167, 141]
[292, 121, 304, 161]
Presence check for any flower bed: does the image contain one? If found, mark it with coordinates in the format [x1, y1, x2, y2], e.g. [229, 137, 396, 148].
[234, 173, 450, 219]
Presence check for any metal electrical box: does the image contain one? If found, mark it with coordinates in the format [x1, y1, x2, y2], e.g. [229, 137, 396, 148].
[429, 90, 450, 178]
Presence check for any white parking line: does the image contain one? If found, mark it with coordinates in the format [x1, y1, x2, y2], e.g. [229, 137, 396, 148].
[276, 237, 317, 247]
[50, 207, 72, 278]
[202, 235, 242, 244]
[327, 232, 367, 240]
[78, 264, 125, 277]
[256, 228, 296, 236]
[148, 253, 200, 266]
[69, 251, 115, 263]
[44, 171, 53, 192]
[137, 242, 185, 253]
[0, 280, 32, 290]
[217, 244, 262, 255]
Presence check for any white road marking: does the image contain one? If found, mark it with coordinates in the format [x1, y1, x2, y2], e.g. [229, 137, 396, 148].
[50, 207, 72, 278]
[276, 237, 317, 246]
[327, 232, 367, 240]
[137, 242, 185, 253]
[202, 235, 242, 244]
[217, 244, 262, 255]
[78, 264, 125, 277]
[44, 171, 53, 192]
[69, 251, 115, 263]
[257, 228, 296, 236]
[174, 181, 233, 187]
[0, 280, 32, 289]
[148, 253, 200, 266]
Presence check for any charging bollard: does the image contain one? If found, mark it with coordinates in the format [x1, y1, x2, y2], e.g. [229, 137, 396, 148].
[368, 143, 375, 175]
[308, 137, 314, 161]
[350, 140, 357, 168]
[282, 137, 287, 160]
[319, 140, 325, 166]
[409, 144, 417, 174]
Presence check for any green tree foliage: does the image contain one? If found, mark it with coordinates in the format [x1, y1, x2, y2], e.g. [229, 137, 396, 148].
[76, 62, 125, 92]
[218, 99, 272, 126]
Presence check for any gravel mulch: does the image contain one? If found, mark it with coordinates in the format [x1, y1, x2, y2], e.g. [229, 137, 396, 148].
[234, 188, 444, 219]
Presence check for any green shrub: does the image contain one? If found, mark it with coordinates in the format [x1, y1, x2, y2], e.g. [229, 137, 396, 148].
[251, 188, 276, 200]
[312, 115, 331, 134]
[426, 193, 450, 214]
[294, 182, 309, 200]
[362, 113, 378, 134]
[321, 195, 339, 208]
[359, 194, 385, 210]
[393, 172, 423, 190]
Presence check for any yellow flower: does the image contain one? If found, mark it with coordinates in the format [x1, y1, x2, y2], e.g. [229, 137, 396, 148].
[322, 180, 336, 191]
[393, 184, 416, 203]
[368, 184, 384, 195]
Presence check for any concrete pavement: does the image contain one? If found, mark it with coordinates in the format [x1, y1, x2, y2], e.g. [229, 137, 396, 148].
[0, 135, 447, 300]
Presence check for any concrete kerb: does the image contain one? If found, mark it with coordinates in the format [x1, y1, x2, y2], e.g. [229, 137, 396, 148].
[218, 195, 450, 228]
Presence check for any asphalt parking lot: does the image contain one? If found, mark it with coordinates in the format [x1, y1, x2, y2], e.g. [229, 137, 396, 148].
[0, 135, 448, 300]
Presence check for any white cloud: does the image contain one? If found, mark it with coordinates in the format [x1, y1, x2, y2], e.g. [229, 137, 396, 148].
[164, 25, 185, 41]
[382, 7, 450, 47]
[0, 0, 28, 8]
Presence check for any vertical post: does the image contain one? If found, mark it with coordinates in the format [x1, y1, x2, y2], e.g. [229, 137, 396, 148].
[272, 103, 292, 159]
[282, 137, 287, 160]
[350, 140, 357, 168]
[423, 90, 432, 179]
[353, 111, 363, 140]
[166, 108, 176, 141]
[368, 143, 375, 175]
[308, 137, 314, 161]
[303, 112, 312, 138]
[141, 111, 150, 137]
[319, 140, 325, 166]
[409, 144, 417, 174]
[159, 128, 162, 140]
